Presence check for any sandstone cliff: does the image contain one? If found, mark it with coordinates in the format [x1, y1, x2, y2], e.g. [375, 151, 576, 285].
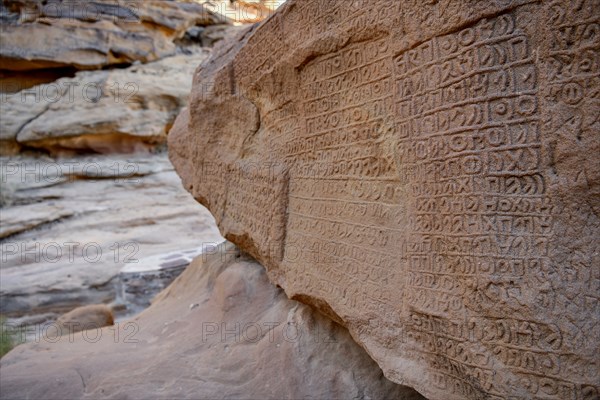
[0, 0, 247, 155]
[0, 153, 223, 321]
[0, 0, 228, 73]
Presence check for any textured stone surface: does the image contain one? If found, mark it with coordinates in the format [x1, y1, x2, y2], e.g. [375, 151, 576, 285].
[56, 304, 114, 334]
[0, 242, 424, 400]
[169, 1, 600, 399]
[117, 247, 206, 316]
[1, 52, 209, 154]
[0, 153, 222, 321]
[0, 0, 228, 72]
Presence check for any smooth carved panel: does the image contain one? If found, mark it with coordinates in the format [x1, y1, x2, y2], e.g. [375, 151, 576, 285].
[169, 1, 600, 399]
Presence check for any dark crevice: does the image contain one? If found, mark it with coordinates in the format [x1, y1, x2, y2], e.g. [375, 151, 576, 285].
[100, 62, 133, 71]
[0, 67, 78, 93]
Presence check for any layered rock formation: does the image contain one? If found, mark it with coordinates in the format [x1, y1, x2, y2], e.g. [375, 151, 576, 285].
[0, 0, 254, 155]
[0, 242, 424, 400]
[0, 153, 223, 321]
[169, 1, 600, 399]
[0, 0, 228, 73]
[1, 52, 211, 154]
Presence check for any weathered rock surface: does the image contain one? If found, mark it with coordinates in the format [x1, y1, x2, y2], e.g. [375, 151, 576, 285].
[117, 247, 207, 316]
[0, 242, 424, 400]
[169, 1, 600, 399]
[56, 304, 114, 334]
[1, 52, 210, 155]
[0, 0, 229, 72]
[0, 202, 76, 238]
[0, 153, 223, 321]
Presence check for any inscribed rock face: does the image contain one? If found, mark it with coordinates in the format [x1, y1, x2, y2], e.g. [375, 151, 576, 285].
[170, 1, 600, 398]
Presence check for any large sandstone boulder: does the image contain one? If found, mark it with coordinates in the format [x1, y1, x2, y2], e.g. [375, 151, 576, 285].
[169, 1, 600, 399]
[0, 242, 424, 400]
[1, 52, 210, 154]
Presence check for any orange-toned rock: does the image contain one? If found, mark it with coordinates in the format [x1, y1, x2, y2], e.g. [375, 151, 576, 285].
[169, 1, 600, 399]
[56, 304, 114, 334]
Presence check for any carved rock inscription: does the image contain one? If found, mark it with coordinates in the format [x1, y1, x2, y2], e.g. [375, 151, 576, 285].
[169, 1, 600, 399]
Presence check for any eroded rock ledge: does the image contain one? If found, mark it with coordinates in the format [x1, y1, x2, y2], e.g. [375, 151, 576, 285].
[169, 1, 600, 399]
[0, 0, 228, 72]
[1, 53, 210, 155]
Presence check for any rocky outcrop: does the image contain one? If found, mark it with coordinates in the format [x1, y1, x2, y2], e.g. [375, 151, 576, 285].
[0, 0, 228, 72]
[0, 0, 255, 155]
[1, 51, 212, 155]
[169, 1, 600, 399]
[0, 242, 424, 400]
[0, 153, 223, 322]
